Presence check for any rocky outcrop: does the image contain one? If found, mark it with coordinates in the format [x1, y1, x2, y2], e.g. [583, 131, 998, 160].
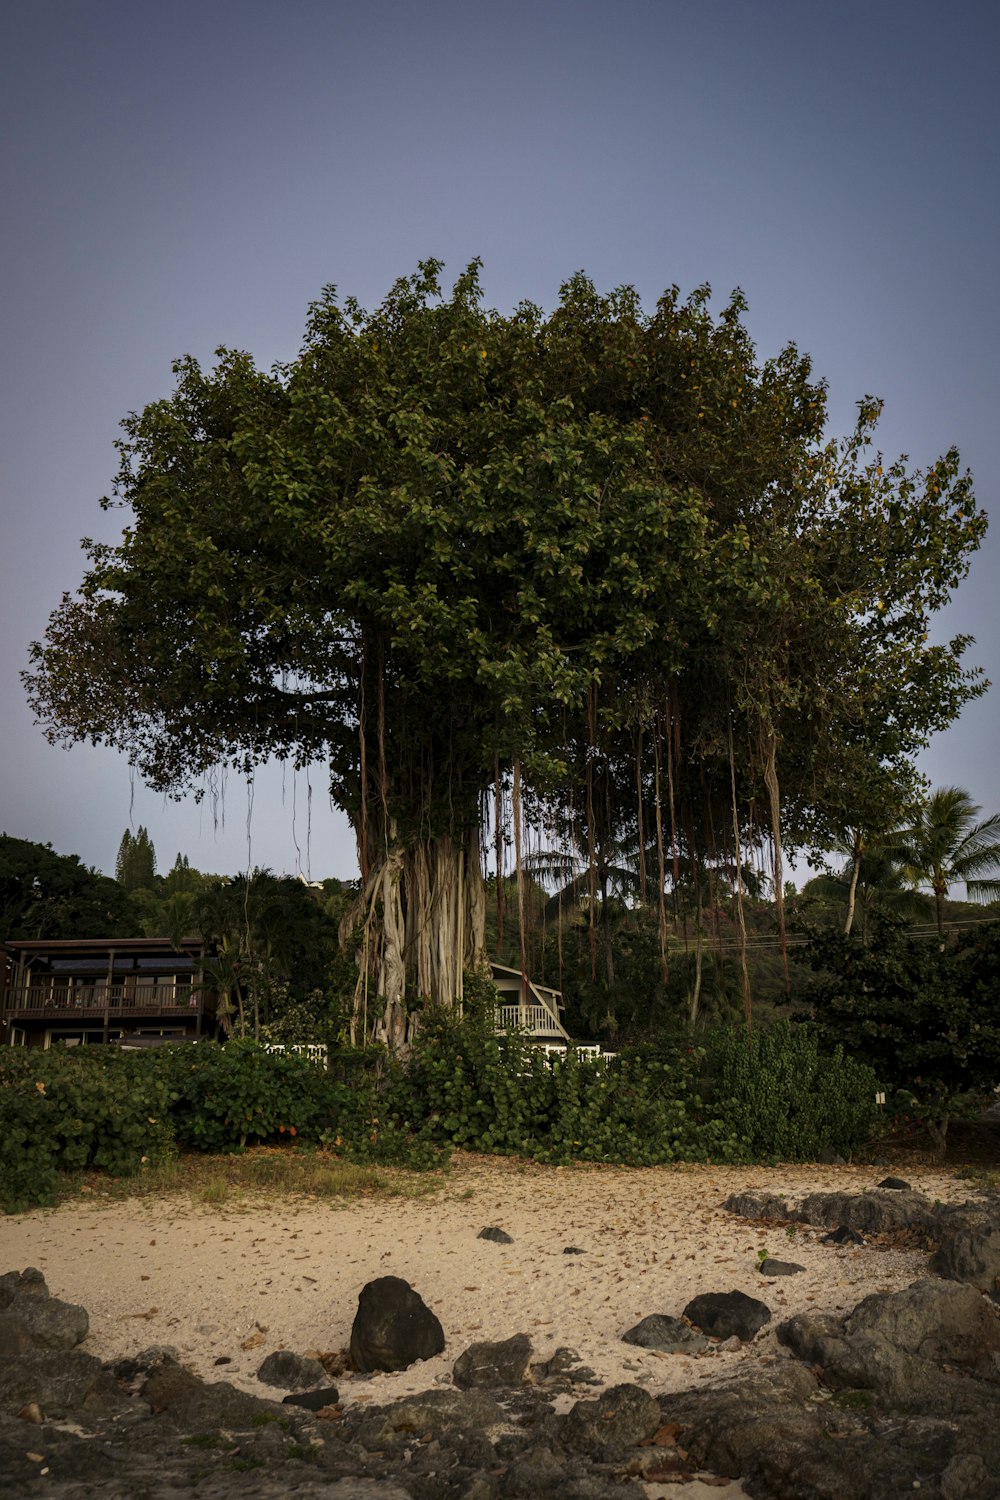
[798, 1188, 938, 1232]
[0, 1268, 88, 1350]
[665, 1277, 1000, 1499]
[3, 1265, 1000, 1499]
[721, 1191, 793, 1221]
[931, 1224, 1000, 1301]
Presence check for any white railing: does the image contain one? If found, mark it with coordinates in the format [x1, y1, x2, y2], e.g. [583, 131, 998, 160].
[262, 1043, 328, 1066]
[497, 1002, 568, 1037]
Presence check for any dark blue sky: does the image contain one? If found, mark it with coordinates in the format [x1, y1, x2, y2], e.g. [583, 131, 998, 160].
[2, 0, 997, 880]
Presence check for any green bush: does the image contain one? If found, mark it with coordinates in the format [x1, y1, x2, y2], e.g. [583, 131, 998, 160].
[159, 1039, 345, 1152]
[705, 1020, 879, 1161]
[801, 917, 1000, 1144]
[0, 1009, 882, 1212]
[385, 1006, 736, 1165]
[0, 1046, 175, 1212]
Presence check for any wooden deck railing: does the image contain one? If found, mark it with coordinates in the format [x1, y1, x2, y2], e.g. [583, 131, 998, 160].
[4, 983, 211, 1018]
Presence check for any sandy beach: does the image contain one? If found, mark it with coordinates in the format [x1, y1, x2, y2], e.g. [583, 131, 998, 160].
[0, 1155, 975, 1416]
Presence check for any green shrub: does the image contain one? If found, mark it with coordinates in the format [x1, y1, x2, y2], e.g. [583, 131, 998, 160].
[159, 1039, 337, 1152]
[705, 1020, 879, 1161]
[0, 1047, 174, 1211]
[385, 1007, 737, 1165]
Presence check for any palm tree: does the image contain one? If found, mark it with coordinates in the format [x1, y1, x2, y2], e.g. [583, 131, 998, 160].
[896, 786, 1000, 938]
[806, 832, 932, 939]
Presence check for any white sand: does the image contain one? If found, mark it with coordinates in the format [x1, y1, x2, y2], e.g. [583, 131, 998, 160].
[0, 1156, 977, 1496]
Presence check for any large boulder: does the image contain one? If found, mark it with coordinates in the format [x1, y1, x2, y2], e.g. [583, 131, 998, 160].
[845, 1278, 1000, 1372]
[561, 1382, 661, 1456]
[798, 1189, 934, 1233]
[349, 1276, 445, 1373]
[682, 1290, 771, 1341]
[778, 1278, 1000, 1409]
[0, 1267, 88, 1349]
[931, 1225, 1000, 1300]
[453, 1332, 532, 1389]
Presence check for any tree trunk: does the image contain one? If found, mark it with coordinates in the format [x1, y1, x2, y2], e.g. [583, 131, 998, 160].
[933, 878, 946, 940]
[689, 885, 704, 1028]
[341, 823, 487, 1050]
[845, 837, 864, 936]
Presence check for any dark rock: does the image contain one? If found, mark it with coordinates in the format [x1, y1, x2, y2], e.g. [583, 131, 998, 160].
[0, 1309, 37, 1358]
[817, 1147, 847, 1165]
[561, 1382, 660, 1456]
[213, 1354, 232, 1364]
[140, 1355, 204, 1412]
[109, 1343, 181, 1384]
[722, 1191, 791, 1221]
[878, 1175, 911, 1190]
[779, 1277, 1000, 1415]
[346, 1386, 504, 1449]
[682, 1290, 771, 1341]
[940, 1453, 993, 1500]
[454, 1332, 532, 1389]
[820, 1224, 865, 1245]
[845, 1277, 1000, 1373]
[0, 1348, 108, 1416]
[283, 1384, 340, 1410]
[0, 1266, 48, 1304]
[257, 1347, 328, 1389]
[349, 1275, 445, 1373]
[670, 1352, 1000, 1498]
[498, 1442, 571, 1495]
[478, 1226, 514, 1244]
[532, 1345, 600, 1384]
[757, 1257, 805, 1276]
[664, 1362, 826, 1489]
[621, 1314, 708, 1352]
[563, 1246, 585, 1254]
[799, 1188, 934, 1232]
[931, 1225, 1000, 1300]
[0, 1267, 88, 1349]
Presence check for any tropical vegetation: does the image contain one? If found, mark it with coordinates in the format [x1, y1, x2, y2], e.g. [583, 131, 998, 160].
[24, 263, 986, 1048]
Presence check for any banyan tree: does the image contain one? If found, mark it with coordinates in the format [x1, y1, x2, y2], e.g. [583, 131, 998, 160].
[26, 262, 986, 1047]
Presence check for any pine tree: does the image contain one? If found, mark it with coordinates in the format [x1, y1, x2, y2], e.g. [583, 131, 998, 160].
[115, 825, 156, 892]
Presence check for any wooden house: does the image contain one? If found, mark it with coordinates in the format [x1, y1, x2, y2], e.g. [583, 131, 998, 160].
[490, 962, 570, 1041]
[0, 941, 574, 1053]
[0, 937, 220, 1049]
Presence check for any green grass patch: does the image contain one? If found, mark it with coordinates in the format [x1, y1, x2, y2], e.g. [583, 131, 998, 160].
[22, 1147, 446, 1213]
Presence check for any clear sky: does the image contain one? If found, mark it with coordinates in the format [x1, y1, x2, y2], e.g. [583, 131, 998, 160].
[2, 0, 997, 882]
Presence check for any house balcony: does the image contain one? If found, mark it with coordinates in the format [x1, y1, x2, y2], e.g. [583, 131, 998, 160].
[489, 962, 570, 1041]
[4, 982, 215, 1023]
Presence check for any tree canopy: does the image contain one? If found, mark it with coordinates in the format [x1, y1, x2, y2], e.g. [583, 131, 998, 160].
[25, 262, 987, 1044]
[0, 835, 138, 942]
